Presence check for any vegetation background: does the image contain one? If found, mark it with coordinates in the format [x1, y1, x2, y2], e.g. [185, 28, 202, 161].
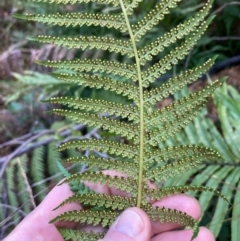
[0, 0, 240, 240]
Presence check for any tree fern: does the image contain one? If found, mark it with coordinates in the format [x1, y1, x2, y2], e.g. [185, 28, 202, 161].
[14, 0, 228, 240]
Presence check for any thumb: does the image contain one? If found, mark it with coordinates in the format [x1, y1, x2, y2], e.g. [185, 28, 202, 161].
[99, 207, 151, 241]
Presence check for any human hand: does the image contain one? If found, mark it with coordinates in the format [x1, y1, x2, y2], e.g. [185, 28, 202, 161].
[4, 171, 215, 241]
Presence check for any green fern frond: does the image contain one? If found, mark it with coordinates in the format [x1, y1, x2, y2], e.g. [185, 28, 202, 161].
[144, 185, 229, 203]
[145, 145, 220, 164]
[142, 16, 214, 86]
[17, 0, 227, 239]
[14, 13, 127, 32]
[53, 73, 139, 102]
[146, 154, 219, 182]
[50, 209, 118, 226]
[62, 172, 137, 193]
[54, 193, 136, 210]
[132, 0, 182, 42]
[144, 57, 216, 105]
[31, 35, 134, 57]
[31, 146, 47, 201]
[144, 205, 199, 240]
[47, 142, 62, 179]
[50, 109, 139, 141]
[31, 0, 119, 6]
[147, 79, 223, 145]
[37, 59, 137, 81]
[46, 97, 139, 122]
[6, 162, 19, 215]
[125, 0, 143, 15]
[66, 156, 138, 176]
[147, 101, 207, 145]
[139, 0, 213, 63]
[58, 228, 104, 241]
[59, 139, 138, 160]
[16, 156, 32, 214]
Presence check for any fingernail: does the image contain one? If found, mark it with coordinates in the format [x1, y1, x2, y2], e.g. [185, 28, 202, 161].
[114, 210, 143, 237]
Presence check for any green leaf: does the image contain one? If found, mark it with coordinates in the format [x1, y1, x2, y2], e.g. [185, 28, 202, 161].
[58, 139, 138, 161]
[14, 13, 128, 33]
[37, 59, 137, 81]
[31, 35, 134, 57]
[53, 73, 139, 102]
[50, 109, 139, 141]
[46, 97, 139, 122]
[66, 156, 138, 176]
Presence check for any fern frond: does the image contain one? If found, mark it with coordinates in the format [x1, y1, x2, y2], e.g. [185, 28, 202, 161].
[16, 156, 32, 214]
[132, 0, 182, 42]
[144, 58, 216, 105]
[32, 35, 134, 57]
[6, 162, 19, 213]
[62, 172, 137, 193]
[53, 73, 138, 102]
[147, 79, 223, 145]
[50, 109, 139, 141]
[31, 146, 47, 201]
[58, 228, 104, 241]
[59, 139, 138, 160]
[125, 0, 143, 15]
[146, 154, 219, 182]
[144, 186, 229, 203]
[54, 193, 136, 210]
[46, 97, 139, 122]
[139, 0, 213, 64]
[50, 209, 118, 227]
[145, 145, 220, 165]
[47, 142, 62, 178]
[14, 13, 127, 33]
[37, 59, 137, 81]
[147, 101, 207, 145]
[66, 156, 138, 176]
[32, 0, 119, 6]
[144, 205, 199, 240]
[142, 16, 214, 86]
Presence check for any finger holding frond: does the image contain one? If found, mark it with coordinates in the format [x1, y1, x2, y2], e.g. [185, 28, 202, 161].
[66, 156, 138, 176]
[31, 0, 119, 6]
[46, 97, 139, 122]
[61, 172, 137, 193]
[54, 193, 137, 211]
[53, 73, 139, 103]
[13, 13, 128, 33]
[31, 35, 134, 58]
[144, 57, 216, 106]
[144, 186, 229, 203]
[142, 16, 214, 86]
[50, 209, 118, 227]
[50, 109, 139, 141]
[37, 59, 137, 81]
[139, 0, 213, 64]
[59, 139, 138, 160]
[58, 228, 105, 241]
[132, 0, 182, 42]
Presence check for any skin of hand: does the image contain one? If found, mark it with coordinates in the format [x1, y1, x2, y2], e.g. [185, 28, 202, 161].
[3, 171, 215, 241]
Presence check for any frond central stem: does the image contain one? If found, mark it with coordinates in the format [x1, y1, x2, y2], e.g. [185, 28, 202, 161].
[119, 0, 144, 208]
